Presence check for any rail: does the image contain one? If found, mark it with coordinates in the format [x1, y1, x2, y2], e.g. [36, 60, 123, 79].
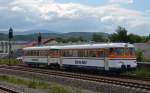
[137, 62, 150, 68]
[0, 86, 19, 93]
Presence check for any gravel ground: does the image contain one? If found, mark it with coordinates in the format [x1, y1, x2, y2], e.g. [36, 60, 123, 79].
[0, 74, 98, 93]
[0, 68, 149, 93]
[0, 81, 50, 93]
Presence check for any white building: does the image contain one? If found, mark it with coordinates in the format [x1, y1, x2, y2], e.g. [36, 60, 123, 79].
[0, 39, 58, 58]
[0, 41, 17, 58]
[0, 41, 9, 57]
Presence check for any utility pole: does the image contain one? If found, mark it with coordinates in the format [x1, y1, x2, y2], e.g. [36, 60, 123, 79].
[38, 32, 42, 46]
[8, 27, 13, 65]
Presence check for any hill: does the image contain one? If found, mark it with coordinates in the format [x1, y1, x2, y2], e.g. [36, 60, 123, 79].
[0, 32, 109, 41]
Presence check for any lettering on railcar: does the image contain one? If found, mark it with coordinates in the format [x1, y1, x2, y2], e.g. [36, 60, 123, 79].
[75, 60, 87, 64]
[32, 59, 38, 61]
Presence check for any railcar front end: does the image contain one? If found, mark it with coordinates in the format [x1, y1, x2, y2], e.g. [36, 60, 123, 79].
[107, 47, 137, 72]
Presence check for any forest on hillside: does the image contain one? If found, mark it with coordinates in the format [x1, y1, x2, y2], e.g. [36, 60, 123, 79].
[0, 26, 149, 43]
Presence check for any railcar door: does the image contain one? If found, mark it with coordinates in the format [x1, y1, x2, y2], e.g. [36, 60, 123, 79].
[104, 48, 109, 71]
[48, 49, 60, 66]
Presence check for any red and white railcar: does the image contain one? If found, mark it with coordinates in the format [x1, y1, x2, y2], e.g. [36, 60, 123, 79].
[22, 43, 137, 72]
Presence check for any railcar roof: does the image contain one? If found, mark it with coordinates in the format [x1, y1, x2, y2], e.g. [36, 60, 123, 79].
[23, 43, 134, 50]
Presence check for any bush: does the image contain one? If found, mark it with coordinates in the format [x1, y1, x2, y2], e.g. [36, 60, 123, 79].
[123, 67, 150, 78]
[136, 49, 143, 62]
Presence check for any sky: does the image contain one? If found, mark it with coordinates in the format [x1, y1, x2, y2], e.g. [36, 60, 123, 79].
[0, 0, 150, 35]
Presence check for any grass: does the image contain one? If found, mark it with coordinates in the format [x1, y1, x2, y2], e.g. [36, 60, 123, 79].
[51, 85, 77, 93]
[0, 74, 94, 93]
[123, 67, 150, 78]
[0, 58, 20, 65]
[0, 75, 50, 89]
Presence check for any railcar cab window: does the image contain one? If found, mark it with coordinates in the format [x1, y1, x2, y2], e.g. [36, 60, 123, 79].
[125, 48, 135, 56]
[116, 48, 124, 55]
[109, 48, 124, 56]
[129, 48, 135, 56]
[109, 48, 135, 56]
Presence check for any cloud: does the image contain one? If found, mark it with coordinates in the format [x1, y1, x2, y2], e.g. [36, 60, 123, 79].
[0, 0, 149, 35]
[109, 0, 134, 4]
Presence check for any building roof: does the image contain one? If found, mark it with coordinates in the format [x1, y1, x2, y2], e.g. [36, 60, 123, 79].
[26, 38, 55, 47]
[134, 43, 150, 59]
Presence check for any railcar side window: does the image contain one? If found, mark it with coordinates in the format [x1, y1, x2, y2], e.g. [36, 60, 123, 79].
[68, 50, 73, 56]
[30, 51, 32, 56]
[96, 51, 104, 57]
[89, 50, 96, 57]
[24, 51, 28, 56]
[109, 48, 114, 55]
[39, 50, 42, 56]
[36, 51, 39, 56]
[84, 50, 88, 57]
[72, 50, 78, 57]
[62, 50, 67, 57]
[48, 50, 59, 57]
[62, 49, 105, 57]
[34, 51, 37, 56]
[24, 50, 48, 56]
[78, 49, 84, 57]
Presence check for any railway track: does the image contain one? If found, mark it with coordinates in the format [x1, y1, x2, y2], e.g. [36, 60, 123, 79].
[0, 86, 19, 93]
[0, 65, 150, 91]
[138, 62, 150, 68]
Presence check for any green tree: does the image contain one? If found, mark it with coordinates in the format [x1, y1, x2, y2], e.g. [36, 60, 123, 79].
[147, 34, 150, 41]
[128, 34, 143, 43]
[92, 33, 106, 42]
[55, 37, 66, 43]
[56, 36, 86, 43]
[110, 26, 128, 43]
[67, 37, 79, 42]
[78, 36, 85, 42]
